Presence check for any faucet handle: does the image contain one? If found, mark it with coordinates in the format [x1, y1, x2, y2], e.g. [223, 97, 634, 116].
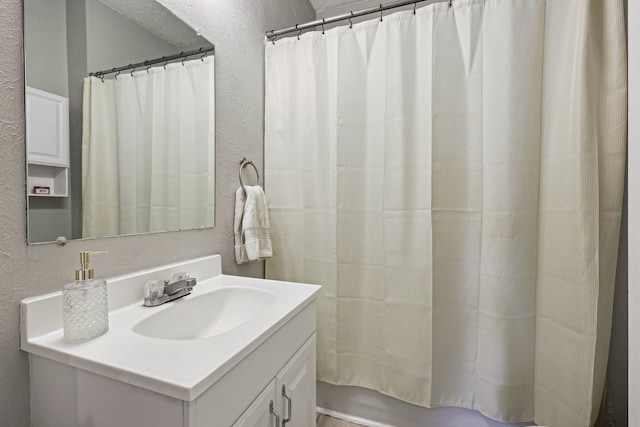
[144, 280, 165, 299]
[170, 272, 189, 283]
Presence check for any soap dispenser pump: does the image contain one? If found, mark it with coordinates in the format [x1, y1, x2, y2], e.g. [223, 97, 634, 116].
[63, 251, 109, 343]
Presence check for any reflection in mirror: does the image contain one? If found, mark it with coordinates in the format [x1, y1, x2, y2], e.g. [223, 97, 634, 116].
[24, 0, 215, 244]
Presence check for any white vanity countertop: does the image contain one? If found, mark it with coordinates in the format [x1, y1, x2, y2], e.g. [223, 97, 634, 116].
[20, 255, 321, 401]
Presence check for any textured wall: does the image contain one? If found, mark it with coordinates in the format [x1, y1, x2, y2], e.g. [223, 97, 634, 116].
[0, 0, 315, 425]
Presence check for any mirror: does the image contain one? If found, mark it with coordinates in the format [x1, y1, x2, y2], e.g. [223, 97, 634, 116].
[24, 0, 216, 244]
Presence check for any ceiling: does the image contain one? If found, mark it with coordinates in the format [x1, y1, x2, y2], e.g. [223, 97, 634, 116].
[98, 0, 205, 48]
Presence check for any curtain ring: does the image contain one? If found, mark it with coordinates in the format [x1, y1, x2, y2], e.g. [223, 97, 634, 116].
[322, 18, 325, 35]
[181, 52, 187, 66]
[114, 69, 120, 80]
[449, 0, 453, 7]
[146, 63, 152, 73]
[200, 47, 207, 61]
[99, 73, 104, 83]
[130, 66, 136, 77]
[349, 11, 354, 29]
[380, 4, 383, 22]
[414, 1, 417, 14]
[296, 24, 301, 40]
[162, 57, 168, 70]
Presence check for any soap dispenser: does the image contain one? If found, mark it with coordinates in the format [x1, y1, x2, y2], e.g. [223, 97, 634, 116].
[63, 251, 109, 343]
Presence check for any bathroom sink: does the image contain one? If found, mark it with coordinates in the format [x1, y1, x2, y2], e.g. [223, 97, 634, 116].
[133, 286, 277, 340]
[21, 255, 321, 401]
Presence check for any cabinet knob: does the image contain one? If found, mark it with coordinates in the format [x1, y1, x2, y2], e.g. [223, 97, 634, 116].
[270, 400, 280, 427]
[282, 385, 292, 426]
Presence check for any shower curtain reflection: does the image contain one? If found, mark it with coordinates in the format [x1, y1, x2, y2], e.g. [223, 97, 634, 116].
[82, 57, 215, 238]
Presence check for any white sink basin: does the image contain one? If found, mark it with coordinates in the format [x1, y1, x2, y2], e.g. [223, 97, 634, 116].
[133, 286, 278, 340]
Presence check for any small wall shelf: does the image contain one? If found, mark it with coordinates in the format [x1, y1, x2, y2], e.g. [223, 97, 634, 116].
[27, 164, 69, 197]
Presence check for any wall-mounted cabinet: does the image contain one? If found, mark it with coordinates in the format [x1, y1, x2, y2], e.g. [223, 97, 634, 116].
[25, 86, 69, 197]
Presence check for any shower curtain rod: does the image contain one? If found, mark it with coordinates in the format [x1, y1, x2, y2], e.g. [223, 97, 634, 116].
[266, 0, 448, 39]
[89, 46, 215, 78]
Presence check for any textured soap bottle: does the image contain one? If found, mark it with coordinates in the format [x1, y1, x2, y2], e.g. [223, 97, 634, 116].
[63, 251, 109, 343]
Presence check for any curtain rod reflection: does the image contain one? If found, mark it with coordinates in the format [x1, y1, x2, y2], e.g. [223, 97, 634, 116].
[89, 46, 215, 79]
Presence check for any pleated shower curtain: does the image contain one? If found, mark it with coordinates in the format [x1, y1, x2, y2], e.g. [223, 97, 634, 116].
[82, 56, 215, 238]
[264, 0, 627, 425]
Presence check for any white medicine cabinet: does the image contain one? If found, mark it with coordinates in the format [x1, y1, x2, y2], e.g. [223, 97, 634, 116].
[25, 86, 69, 197]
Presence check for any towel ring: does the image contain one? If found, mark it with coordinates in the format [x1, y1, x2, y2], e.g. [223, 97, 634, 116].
[239, 158, 261, 188]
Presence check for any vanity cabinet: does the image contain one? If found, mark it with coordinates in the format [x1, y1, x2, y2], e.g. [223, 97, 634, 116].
[22, 256, 321, 427]
[274, 335, 316, 427]
[28, 301, 317, 427]
[234, 335, 316, 427]
[233, 379, 278, 427]
[189, 315, 316, 427]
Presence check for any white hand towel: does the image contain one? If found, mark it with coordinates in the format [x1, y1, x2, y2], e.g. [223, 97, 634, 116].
[234, 185, 272, 264]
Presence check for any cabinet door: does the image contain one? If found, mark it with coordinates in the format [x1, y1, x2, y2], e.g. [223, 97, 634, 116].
[26, 86, 69, 167]
[276, 335, 316, 427]
[232, 380, 278, 427]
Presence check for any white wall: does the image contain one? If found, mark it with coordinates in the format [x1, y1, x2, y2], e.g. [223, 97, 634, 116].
[0, 0, 315, 425]
[23, 0, 69, 97]
[628, 0, 639, 423]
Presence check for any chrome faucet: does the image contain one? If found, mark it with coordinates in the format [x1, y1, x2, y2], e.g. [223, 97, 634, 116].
[143, 274, 197, 307]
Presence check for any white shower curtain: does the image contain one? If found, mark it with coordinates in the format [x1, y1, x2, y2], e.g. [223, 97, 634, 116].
[264, 1, 627, 426]
[82, 56, 215, 238]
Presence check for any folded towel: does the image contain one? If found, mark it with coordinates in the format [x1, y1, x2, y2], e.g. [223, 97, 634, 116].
[234, 185, 272, 264]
